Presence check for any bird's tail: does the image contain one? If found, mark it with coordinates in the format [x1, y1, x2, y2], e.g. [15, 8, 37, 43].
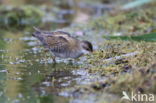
[33, 26, 41, 32]
[32, 26, 42, 37]
[32, 27, 48, 46]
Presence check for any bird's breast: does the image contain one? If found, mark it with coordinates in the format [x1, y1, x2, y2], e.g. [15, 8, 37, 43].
[52, 50, 83, 59]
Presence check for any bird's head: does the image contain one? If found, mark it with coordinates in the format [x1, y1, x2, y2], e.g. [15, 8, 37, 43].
[80, 40, 93, 54]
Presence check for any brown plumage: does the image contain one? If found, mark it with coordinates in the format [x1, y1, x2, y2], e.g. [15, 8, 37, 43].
[32, 27, 93, 62]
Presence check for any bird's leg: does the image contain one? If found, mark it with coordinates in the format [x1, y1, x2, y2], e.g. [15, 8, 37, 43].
[68, 58, 75, 65]
[43, 47, 56, 63]
[43, 48, 49, 64]
[52, 56, 56, 63]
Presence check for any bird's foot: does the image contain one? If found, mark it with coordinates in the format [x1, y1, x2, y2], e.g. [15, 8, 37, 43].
[52, 56, 56, 64]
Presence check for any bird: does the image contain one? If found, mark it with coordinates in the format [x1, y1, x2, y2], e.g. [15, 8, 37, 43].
[32, 27, 93, 63]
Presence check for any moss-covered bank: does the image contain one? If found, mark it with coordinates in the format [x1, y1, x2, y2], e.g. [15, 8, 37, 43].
[60, 2, 156, 103]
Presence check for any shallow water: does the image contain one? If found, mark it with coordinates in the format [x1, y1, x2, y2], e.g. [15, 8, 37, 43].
[0, 31, 80, 103]
[0, 29, 106, 103]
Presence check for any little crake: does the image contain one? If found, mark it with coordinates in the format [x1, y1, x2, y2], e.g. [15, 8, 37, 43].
[32, 27, 93, 62]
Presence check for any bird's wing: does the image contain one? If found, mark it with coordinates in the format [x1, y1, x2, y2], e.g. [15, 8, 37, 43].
[42, 31, 71, 37]
[52, 31, 71, 37]
[44, 35, 70, 53]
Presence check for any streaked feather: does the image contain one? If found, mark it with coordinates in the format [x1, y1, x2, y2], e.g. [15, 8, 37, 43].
[33, 28, 88, 59]
[45, 35, 70, 53]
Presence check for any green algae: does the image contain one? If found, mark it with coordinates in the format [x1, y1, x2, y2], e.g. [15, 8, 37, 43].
[83, 40, 156, 101]
[60, 39, 156, 103]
